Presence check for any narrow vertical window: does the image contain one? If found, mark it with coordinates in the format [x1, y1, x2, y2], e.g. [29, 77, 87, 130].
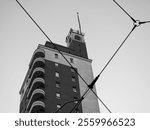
[72, 76, 76, 82]
[56, 81, 60, 88]
[70, 58, 74, 63]
[56, 104, 61, 110]
[56, 93, 61, 99]
[55, 53, 58, 59]
[73, 86, 77, 92]
[74, 97, 78, 103]
[55, 72, 60, 78]
[71, 68, 75, 72]
[55, 63, 59, 67]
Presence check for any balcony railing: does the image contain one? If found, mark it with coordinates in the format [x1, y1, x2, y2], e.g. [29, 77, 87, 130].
[29, 58, 45, 78]
[29, 67, 45, 83]
[27, 77, 45, 98]
[27, 89, 45, 111]
[29, 101, 45, 113]
[20, 67, 45, 104]
[20, 81, 30, 102]
[29, 49, 45, 68]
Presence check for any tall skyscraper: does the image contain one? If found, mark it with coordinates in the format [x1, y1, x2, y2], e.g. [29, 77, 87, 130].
[19, 28, 100, 113]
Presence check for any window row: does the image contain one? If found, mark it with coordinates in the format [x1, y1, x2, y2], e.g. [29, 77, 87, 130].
[55, 62, 75, 71]
[55, 63, 76, 73]
[56, 96, 80, 112]
[54, 53, 74, 63]
[56, 104, 80, 112]
[55, 72, 76, 82]
[55, 82, 77, 92]
[56, 92, 78, 101]
[56, 93, 78, 107]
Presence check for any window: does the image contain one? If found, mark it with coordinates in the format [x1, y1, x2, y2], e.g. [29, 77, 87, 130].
[72, 76, 76, 82]
[56, 81, 60, 88]
[55, 63, 59, 67]
[70, 58, 74, 63]
[56, 104, 61, 110]
[55, 72, 60, 78]
[73, 86, 77, 92]
[74, 35, 81, 41]
[56, 93, 61, 99]
[74, 97, 78, 103]
[71, 68, 75, 72]
[55, 53, 58, 59]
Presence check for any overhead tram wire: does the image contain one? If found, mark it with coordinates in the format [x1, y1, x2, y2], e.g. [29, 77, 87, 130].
[98, 25, 136, 78]
[16, 0, 88, 87]
[16, 0, 88, 89]
[98, 0, 150, 80]
[16, 0, 89, 93]
[16, 0, 52, 43]
[71, 25, 136, 113]
[55, 88, 90, 113]
[16, 0, 150, 113]
[89, 24, 135, 112]
[55, 98, 83, 113]
[70, 74, 100, 113]
[16, 0, 110, 112]
[71, 0, 150, 113]
[56, 80, 95, 113]
[113, 0, 150, 27]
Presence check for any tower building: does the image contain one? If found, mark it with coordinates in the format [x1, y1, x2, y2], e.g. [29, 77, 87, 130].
[19, 28, 100, 113]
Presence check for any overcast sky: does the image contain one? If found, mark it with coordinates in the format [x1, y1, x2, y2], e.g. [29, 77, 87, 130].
[0, 0, 150, 113]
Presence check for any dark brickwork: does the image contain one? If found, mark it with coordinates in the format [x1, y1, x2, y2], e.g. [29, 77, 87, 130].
[44, 60, 82, 113]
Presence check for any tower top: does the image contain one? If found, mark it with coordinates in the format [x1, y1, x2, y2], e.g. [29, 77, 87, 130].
[65, 12, 88, 58]
[69, 28, 85, 36]
[66, 28, 85, 45]
[65, 28, 88, 58]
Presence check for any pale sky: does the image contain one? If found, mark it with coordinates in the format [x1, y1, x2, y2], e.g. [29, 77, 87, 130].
[0, 0, 150, 113]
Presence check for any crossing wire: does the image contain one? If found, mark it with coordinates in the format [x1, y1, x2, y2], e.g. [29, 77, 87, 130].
[16, 0, 111, 113]
[70, 25, 137, 113]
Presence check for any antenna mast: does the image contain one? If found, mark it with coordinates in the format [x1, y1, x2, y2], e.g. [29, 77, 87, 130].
[77, 12, 82, 34]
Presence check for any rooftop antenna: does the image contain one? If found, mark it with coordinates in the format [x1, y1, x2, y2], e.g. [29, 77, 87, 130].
[77, 12, 82, 34]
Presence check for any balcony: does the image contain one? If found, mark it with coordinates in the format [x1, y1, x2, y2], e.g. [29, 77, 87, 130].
[29, 101, 45, 113]
[27, 77, 45, 98]
[34, 49, 45, 57]
[29, 58, 45, 78]
[29, 67, 45, 83]
[29, 49, 45, 68]
[27, 89, 45, 111]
